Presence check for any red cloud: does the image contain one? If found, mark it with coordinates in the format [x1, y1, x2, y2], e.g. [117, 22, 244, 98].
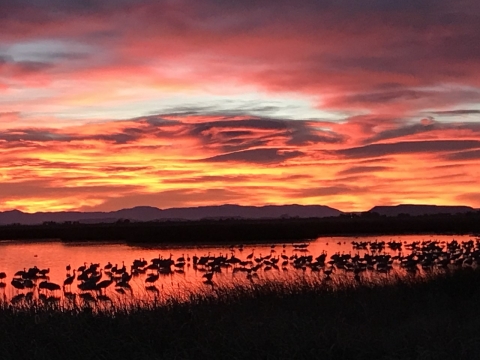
[1, 1, 480, 211]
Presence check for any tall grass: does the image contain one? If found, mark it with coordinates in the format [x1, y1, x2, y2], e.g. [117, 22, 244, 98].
[1, 268, 480, 359]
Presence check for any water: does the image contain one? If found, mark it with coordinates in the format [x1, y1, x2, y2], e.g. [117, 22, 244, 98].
[0, 234, 476, 304]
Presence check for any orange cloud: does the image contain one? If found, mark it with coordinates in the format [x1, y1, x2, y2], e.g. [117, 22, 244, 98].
[0, 114, 479, 212]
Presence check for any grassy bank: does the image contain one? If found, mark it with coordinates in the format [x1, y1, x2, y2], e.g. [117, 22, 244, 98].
[2, 269, 480, 359]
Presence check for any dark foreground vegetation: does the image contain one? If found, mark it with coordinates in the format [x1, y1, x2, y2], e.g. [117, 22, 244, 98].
[0, 211, 479, 243]
[2, 268, 480, 359]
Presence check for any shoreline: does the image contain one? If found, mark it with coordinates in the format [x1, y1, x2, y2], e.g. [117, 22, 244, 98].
[0, 231, 477, 247]
[0, 212, 478, 244]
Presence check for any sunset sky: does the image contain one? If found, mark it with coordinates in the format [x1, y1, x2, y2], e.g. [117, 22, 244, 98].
[1, 0, 479, 213]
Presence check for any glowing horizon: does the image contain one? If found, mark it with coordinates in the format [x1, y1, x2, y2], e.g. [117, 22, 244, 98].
[1, 1, 479, 212]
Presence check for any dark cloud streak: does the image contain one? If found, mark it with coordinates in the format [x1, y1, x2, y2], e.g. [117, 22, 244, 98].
[336, 140, 480, 159]
[202, 148, 304, 164]
[337, 166, 390, 176]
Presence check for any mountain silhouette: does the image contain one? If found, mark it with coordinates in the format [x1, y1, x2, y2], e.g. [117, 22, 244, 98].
[0, 204, 342, 225]
[369, 204, 476, 217]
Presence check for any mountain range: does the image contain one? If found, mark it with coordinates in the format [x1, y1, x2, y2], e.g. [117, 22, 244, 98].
[0, 204, 341, 225]
[0, 204, 477, 225]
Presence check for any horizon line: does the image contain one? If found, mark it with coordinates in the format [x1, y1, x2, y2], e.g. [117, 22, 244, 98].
[1, 203, 478, 215]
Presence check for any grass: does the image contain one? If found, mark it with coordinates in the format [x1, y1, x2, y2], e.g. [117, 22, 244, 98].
[1, 269, 480, 359]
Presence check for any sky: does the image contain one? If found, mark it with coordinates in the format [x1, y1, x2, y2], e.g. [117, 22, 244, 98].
[1, 0, 480, 213]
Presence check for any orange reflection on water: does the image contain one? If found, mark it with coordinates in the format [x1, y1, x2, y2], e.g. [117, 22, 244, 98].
[0, 234, 475, 304]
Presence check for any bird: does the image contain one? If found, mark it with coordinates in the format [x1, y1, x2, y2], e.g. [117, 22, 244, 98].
[96, 278, 114, 294]
[77, 263, 87, 272]
[145, 273, 159, 285]
[38, 268, 50, 276]
[14, 269, 26, 277]
[115, 262, 126, 274]
[11, 279, 25, 291]
[39, 281, 61, 293]
[63, 270, 76, 290]
[89, 269, 103, 283]
[121, 271, 132, 283]
[23, 279, 35, 289]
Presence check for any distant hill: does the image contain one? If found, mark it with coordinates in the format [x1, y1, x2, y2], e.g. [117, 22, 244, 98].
[369, 204, 476, 217]
[0, 205, 342, 225]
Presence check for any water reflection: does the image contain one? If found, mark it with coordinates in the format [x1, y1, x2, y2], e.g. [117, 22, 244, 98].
[0, 234, 478, 306]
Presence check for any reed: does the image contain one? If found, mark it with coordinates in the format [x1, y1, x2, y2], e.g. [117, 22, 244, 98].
[1, 268, 480, 359]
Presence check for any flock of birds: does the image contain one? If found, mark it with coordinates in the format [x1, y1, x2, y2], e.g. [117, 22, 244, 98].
[0, 238, 479, 305]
